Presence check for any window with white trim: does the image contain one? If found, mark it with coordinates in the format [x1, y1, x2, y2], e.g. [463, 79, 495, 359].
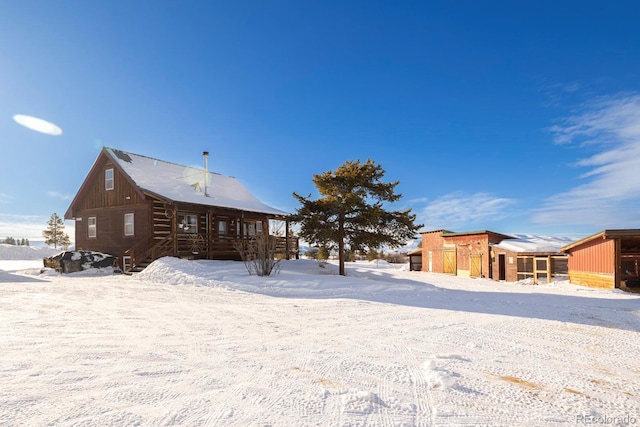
[122, 256, 132, 271]
[105, 168, 114, 191]
[124, 213, 134, 236]
[88, 217, 97, 238]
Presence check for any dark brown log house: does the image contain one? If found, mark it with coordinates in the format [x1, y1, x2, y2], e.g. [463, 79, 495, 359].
[64, 147, 297, 272]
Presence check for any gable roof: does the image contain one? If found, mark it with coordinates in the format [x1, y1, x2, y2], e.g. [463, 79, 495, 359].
[421, 229, 453, 235]
[441, 230, 514, 240]
[68, 147, 288, 217]
[560, 229, 640, 252]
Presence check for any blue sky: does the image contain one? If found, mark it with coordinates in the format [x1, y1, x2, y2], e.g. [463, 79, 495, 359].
[2, 1, 640, 243]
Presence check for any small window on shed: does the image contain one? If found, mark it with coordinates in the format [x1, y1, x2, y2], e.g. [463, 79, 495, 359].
[517, 256, 534, 273]
[552, 257, 568, 275]
[105, 168, 114, 191]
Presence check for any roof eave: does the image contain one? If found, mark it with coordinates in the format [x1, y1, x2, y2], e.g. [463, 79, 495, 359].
[560, 229, 640, 252]
[441, 230, 515, 240]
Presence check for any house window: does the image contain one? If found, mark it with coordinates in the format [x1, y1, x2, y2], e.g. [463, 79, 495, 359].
[124, 213, 134, 236]
[105, 168, 114, 191]
[243, 221, 256, 237]
[122, 256, 132, 271]
[218, 220, 228, 237]
[178, 213, 198, 233]
[256, 221, 263, 235]
[88, 217, 97, 238]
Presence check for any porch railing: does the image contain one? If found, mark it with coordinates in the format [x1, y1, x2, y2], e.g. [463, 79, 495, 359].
[124, 235, 174, 271]
[125, 233, 299, 271]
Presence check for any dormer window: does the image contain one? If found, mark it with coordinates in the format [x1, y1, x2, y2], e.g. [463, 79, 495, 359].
[105, 168, 114, 191]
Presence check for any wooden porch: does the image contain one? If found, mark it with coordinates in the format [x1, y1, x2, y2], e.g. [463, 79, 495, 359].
[124, 234, 298, 273]
[123, 200, 298, 272]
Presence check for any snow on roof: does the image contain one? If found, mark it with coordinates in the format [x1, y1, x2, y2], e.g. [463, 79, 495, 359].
[491, 234, 574, 254]
[105, 147, 288, 216]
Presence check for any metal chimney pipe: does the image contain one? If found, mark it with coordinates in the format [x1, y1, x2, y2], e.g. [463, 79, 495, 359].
[203, 151, 209, 197]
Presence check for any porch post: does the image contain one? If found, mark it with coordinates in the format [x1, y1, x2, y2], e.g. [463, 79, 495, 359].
[172, 205, 178, 256]
[285, 219, 290, 260]
[614, 238, 621, 289]
[208, 209, 213, 259]
[241, 211, 245, 245]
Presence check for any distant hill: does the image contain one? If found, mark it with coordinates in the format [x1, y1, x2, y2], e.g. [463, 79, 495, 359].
[0, 244, 61, 260]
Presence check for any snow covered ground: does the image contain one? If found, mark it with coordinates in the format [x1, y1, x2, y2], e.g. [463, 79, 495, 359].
[1, 256, 639, 426]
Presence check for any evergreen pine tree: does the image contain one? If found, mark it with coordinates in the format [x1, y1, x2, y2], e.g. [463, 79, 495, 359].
[60, 233, 71, 250]
[292, 159, 422, 276]
[43, 213, 70, 249]
[317, 246, 329, 261]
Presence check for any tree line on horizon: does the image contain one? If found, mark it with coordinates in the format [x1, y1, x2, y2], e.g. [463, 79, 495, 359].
[1, 237, 30, 246]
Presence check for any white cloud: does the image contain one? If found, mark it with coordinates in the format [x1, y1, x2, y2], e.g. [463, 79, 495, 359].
[47, 191, 72, 200]
[13, 114, 63, 136]
[0, 214, 75, 244]
[533, 94, 640, 228]
[415, 192, 516, 231]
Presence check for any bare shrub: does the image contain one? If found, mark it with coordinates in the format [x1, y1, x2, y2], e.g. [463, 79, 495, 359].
[234, 232, 281, 276]
[385, 252, 408, 264]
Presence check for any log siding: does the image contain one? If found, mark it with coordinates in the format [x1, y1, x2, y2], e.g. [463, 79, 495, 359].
[66, 149, 298, 271]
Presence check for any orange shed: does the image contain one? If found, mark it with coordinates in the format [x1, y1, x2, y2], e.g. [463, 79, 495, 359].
[560, 229, 640, 291]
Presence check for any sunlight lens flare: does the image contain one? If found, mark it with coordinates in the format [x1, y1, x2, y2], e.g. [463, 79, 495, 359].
[13, 114, 63, 136]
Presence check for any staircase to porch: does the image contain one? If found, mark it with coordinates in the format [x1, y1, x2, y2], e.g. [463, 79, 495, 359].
[124, 235, 174, 274]
[127, 258, 153, 273]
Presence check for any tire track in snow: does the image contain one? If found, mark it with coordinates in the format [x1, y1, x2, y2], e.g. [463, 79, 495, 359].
[393, 343, 434, 427]
[314, 353, 347, 426]
[373, 368, 394, 427]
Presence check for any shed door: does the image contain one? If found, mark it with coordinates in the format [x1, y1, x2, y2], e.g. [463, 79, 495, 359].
[535, 257, 548, 284]
[443, 249, 456, 275]
[498, 254, 506, 280]
[470, 254, 482, 277]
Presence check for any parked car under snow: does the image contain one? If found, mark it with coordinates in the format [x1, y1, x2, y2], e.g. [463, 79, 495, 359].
[43, 251, 118, 273]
